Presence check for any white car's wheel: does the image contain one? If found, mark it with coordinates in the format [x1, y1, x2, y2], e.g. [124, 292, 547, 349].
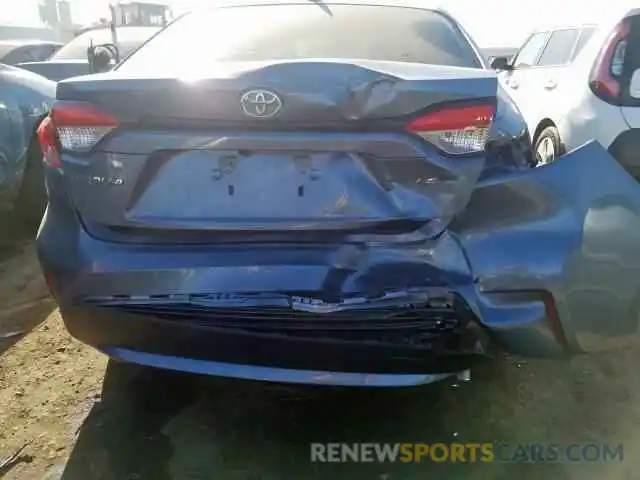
[534, 126, 564, 167]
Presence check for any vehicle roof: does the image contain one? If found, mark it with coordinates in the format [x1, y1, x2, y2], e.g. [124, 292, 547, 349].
[210, 0, 444, 11]
[529, 6, 639, 33]
[530, 24, 598, 33]
[68, 25, 161, 44]
[76, 25, 161, 34]
[116, 0, 170, 4]
[0, 39, 62, 47]
[185, 0, 469, 38]
[50, 25, 161, 60]
[183, 1, 460, 33]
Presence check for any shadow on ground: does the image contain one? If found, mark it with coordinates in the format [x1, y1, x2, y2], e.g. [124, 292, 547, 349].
[58, 351, 639, 480]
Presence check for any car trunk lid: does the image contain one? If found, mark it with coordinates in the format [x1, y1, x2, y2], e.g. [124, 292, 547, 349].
[51, 60, 497, 238]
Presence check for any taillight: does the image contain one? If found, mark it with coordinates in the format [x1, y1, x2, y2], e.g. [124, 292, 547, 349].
[52, 102, 119, 152]
[589, 20, 631, 101]
[36, 102, 120, 169]
[405, 104, 495, 155]
[37, 116, 60, 168]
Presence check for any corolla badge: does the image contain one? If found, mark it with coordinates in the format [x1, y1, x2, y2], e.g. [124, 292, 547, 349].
[240, 89, 282, 118]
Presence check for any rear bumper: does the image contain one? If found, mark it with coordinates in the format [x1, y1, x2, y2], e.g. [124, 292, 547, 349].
[38, 142, 640, 383]
[38, 195, 570, 387]
[60, 302, 491, 386]
[106, 349, 458, 387]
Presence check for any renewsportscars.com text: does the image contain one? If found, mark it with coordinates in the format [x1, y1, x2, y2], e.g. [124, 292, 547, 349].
[310, 443, 624, 463]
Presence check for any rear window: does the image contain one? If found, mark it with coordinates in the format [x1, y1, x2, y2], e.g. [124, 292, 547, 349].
[0, 45, 19, 62]
[117, 5, 482, 73]
[2, 44, 58, 64]
[0, 47, 27, 65]
[52, 27, 159, 60]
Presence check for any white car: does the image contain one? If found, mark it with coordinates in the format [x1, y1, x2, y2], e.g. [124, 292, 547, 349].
[491, 7, 640, 172]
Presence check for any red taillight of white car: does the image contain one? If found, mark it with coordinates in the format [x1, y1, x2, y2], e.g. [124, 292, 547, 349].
[37, 102, 119, 169]
[405, 104, 495, 155]
[590, 19, 631, 101]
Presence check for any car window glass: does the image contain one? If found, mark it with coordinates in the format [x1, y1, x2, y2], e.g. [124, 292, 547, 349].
[24, 47, 42, 61]
[52, 27, 158, 60]
[118, 5, 483, 74]
[0, 45, 13, 61]
[23, 48, 38, 62]
[31, 45, 58, 61]
[9, 45, 54, 63]
[512, 32, 548, 68]
[571, 27, 596, 60]
[1, 47, 31, 65]
[537, 29, 580, 66]
[12, 45, 57, 63]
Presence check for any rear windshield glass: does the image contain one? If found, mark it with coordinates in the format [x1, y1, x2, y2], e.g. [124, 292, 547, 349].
[118, 5, 482, 72]
[52, 27, 159, 60]
[0, 45, 17, 61]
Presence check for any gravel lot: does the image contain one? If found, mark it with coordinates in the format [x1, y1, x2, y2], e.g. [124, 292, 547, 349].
[0, 236, 639, 480]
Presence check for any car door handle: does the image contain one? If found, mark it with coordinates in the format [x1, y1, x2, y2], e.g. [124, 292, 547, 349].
[544, 79, 557, 90]
[508, 79, 519, 89]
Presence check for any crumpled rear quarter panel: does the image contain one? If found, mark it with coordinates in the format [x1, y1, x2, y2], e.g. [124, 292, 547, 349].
[456, 141, 640, 354]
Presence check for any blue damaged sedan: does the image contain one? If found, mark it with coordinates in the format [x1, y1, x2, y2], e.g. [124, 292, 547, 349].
[36, 0, 640, 387]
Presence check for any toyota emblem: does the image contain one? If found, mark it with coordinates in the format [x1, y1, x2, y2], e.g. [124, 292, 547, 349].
[240, 89, 282, 118]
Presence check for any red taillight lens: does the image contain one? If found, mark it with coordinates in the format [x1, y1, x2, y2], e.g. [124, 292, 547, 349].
[37, 103, 119, 169]
[51, 102, 119, 153]
[37, 116, 61, 169]
[590, 20, 631, 100]
[405, 104, 495, 155]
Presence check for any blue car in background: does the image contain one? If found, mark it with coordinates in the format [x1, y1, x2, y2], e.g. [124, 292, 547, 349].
[0, 27, 157, 228]
[0, 64, 55, 224]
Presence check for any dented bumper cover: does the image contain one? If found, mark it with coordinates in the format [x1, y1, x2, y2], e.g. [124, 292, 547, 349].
[37, 142, 640, 385]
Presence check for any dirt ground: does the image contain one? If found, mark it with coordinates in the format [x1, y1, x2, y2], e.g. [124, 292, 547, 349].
[1, 237, 640, 480]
